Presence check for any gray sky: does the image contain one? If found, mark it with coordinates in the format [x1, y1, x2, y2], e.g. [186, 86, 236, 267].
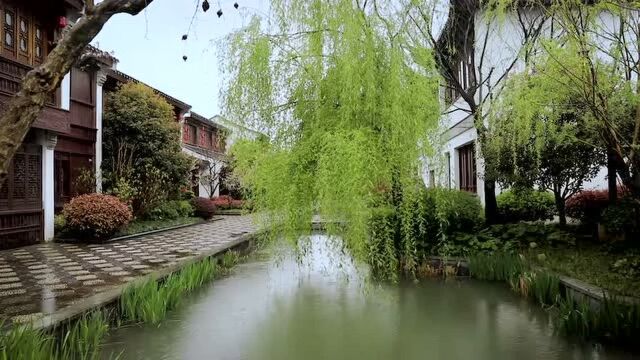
[93, 0, 267, 118]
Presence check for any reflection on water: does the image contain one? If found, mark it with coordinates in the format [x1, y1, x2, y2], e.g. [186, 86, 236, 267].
[101, 234, 635, 360]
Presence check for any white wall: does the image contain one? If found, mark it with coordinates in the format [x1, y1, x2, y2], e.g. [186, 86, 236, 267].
[424, 6, 618, 200]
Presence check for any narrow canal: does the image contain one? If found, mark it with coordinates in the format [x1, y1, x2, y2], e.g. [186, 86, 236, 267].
[101, 234, 633, 359]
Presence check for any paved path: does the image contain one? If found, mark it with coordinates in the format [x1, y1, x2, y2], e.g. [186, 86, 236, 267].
[0, 216, 255, 325]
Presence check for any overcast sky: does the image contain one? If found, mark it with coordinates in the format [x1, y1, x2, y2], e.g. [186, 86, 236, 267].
[93, 0, 267, 118]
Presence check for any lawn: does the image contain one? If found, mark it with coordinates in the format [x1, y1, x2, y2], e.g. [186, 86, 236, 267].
[524, 245, 640, 298]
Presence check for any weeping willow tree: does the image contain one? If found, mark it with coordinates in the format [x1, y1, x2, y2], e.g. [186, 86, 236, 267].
[220, 0, 440, 279]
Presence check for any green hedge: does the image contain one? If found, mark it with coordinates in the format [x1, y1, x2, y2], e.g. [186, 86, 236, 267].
[145, 200, 194, 221]
[497, 189, 556, 223]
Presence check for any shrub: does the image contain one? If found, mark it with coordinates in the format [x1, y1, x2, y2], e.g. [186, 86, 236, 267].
[54, 214, 66, 233]
[192, 197, 217, 219]
[212, 195, 245, 210]
[424, 188, 484, 234]
[566, 189, 610, 223]
[566, 187, 630, 224]
[63, 193, 132, 240]
[146, 200, 194, 220]
[601, 199, 639, 237]
[497, 189, 556, 223]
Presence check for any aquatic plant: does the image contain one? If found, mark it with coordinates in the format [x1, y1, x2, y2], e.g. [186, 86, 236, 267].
[0, 323, 55, 360]
[220, 250, 240, 272]
[56, 311, 110, 360]
[0, 311, 112, 360]
[556, 295, 594, 338]
[120, 257, 221, 324]
[468, 252, 525, 282]
[510, 270, 560, 306]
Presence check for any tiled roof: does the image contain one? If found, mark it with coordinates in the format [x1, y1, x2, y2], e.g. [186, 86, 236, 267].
[81, 44, 118, 66]
[105, 68, 192, 111]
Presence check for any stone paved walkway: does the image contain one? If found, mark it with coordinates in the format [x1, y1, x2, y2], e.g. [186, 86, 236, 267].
[0, 216, 255, 325]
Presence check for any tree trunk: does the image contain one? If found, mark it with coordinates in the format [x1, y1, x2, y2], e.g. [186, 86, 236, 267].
[484, 180, 498, 224]
[607, 148, 618, 203]
[554, 191, 566, 227]
[0, 0, 153, 186]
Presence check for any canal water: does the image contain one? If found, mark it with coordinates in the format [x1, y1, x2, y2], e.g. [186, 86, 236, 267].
[101, 234, 634, 360]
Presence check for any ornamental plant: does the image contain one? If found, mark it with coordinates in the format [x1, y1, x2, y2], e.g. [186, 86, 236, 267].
[192, 198, 217, 220]
[566, 187, 629, 224]
[63, 193, 132, 240]
[497, 189, 556, 223]
[212, 195, 244, 210]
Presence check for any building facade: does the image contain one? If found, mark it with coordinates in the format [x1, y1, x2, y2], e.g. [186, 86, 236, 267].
[0, 0, 113, 249]
[425, 1, 611, 203]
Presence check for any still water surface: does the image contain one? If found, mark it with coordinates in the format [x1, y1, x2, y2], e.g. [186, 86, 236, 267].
[102, 234, 635, 360]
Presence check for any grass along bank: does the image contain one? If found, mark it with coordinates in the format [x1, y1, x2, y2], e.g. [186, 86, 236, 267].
[0, 249, 243, 360]
[523, 246, 640, 298]
[468, 252, 640, 348]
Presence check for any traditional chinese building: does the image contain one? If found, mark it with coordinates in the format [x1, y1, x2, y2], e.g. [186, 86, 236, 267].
[181, 111, 228, 198]
[0, 0, 114, 249]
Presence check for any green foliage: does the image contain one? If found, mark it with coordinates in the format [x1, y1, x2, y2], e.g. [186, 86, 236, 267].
[365, 188, 483, 276]
[120, 257, 220, 325]
[468, 252, 526, 282]
[557, 295, 640, 346]
[145, 200, 194, 221]
[0, 312, 110, 360]
[601, 199, 640, 237]
[426, 189, 484, 234]
[510, 270, 560, 306]
[222, 1, 440, 279]
[496, 189, 556, 223]
[102, 82, 194, 215]
[54, 214, 66, 233]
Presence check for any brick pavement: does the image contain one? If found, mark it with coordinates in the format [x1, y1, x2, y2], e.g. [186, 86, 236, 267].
[0, 216, 255, 324]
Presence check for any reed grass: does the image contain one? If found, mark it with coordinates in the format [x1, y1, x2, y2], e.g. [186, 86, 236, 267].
[120, 257, 220, 324]
[468, 252, 525, 282]
[1, 250, 244, 359]
[0, 311, 112, 360]
[510, 270, 560, 306]
[556, 294, 640, 346]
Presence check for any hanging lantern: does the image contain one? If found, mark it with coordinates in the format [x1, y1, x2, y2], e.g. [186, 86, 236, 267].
[216, 9, 223, 17]
[183, 55, 188, 61]
[234, 2, 239, 9]
[182, 34, 188, 40]
[202, 0, 210, 12]
[57, 16, 68, 28]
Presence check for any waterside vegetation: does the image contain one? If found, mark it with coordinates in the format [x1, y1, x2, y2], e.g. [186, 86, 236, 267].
[0, 250, 243, 360]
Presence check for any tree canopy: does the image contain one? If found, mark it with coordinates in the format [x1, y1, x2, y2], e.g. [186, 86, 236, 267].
[222, 0, 441, 277]
[103, 82, 193, 214]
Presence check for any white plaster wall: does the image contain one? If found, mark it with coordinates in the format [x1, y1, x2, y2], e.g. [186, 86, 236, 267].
[429, 7, 627, 201]
[61, 72, 71, 111]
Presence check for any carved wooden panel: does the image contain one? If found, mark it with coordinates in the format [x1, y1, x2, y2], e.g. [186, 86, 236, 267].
[0, 210, 43, 249]
[0, 142, 41, 211]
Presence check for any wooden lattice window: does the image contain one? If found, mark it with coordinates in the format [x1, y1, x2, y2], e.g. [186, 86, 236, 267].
[0, 4, 51, 66]
[34, 25, 43, 60]
[200, 128, 212, 148]
[458, 143, 477, 193]
[3, 6, 15, 59]
[0, 143, 42, 210]
[183, 123, 197, 144]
